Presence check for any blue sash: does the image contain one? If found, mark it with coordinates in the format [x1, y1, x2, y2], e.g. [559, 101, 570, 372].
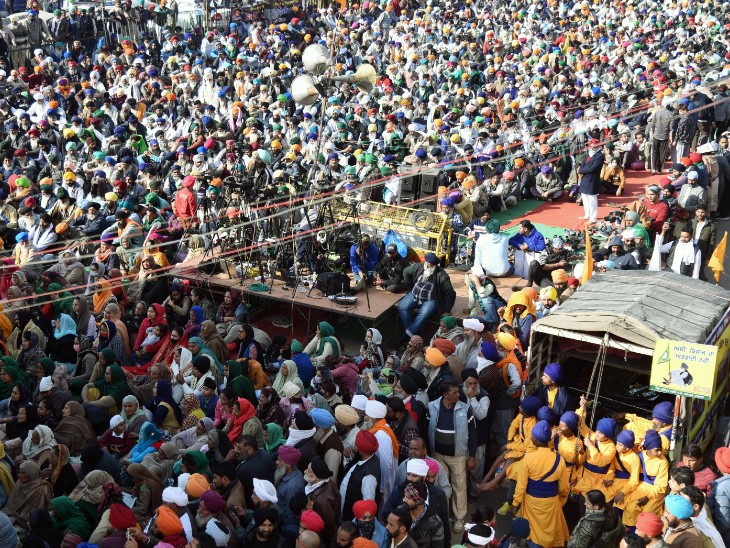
[614, 454, 631, 480]
[527, 454, 561, 498]
[660, 429, 671, 440]
[584, 437, 610, 474]
[638, 452, 656, 485]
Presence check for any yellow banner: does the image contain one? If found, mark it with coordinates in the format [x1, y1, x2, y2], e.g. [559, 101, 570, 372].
[649, 339, 718, 401]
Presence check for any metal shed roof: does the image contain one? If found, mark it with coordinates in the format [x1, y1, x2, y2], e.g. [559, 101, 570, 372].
[532, 270, 730, 349]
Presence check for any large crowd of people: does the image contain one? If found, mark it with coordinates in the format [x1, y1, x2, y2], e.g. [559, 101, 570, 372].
[0, 0, 726, 546]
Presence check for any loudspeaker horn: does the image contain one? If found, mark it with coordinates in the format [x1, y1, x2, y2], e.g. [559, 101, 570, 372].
[329, 64, 376, 94]
[302, 44, 330, 75]
[292, 75, 320, 106]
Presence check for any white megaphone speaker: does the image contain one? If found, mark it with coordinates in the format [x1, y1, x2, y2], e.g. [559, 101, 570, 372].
[329, 64, 376, 94]
[302, 44, 330, 75]
[292, 75, 320, 106]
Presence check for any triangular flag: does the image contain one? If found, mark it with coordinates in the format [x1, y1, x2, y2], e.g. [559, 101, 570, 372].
[708, 231, 727, 284]
[657, 345, 670, 364]
[581, 224, 593, 285]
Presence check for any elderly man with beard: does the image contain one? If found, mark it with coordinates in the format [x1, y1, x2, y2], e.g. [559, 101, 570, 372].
[194, 490, 237, 547]
[456, 318, 484, 370]
[244, 507, 281, 548]
[303, 455, 340, 545]
[383, 458, 451, 546]
[334, 404, 361, 469]
[340, 430, 381, 521]
[275, 445, 305, 527]
[311, 408, 343, 483]
[71, 201, 110, 237]
[364, 399, 399, 504]
[157, 486, 197, 542]
[233, 478, 278, 541]
[211, 462, 246, 513]
[398, 252, 456, 343]
[386, 397, 419, 462]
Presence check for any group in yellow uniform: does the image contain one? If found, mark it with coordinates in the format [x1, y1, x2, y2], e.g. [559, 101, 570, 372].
[623, 401, 674, 456]
[512, 420, 570, 548]
[554, 411, 585, 489]
[622, 429, 670, 526]
[603, 430, 641, 516]
[571, 416, 617, 498]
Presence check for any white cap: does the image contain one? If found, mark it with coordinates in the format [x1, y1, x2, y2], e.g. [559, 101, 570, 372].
[39, 376, 53, 392]
[206, 519, 231, 547]
[253, 478, 278, 503]
[406, 458, 429, 477]
[365, 399, 386, 419]
[688, 171, 699, 180]
[162, 486, 189, 507]
[351, 394, 368, 411]
[109, 415, 124, 429]
[462, 318, 484, 332]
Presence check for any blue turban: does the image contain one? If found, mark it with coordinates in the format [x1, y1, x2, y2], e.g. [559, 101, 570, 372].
[544, 363, 562, 384]
[531, 420, 552, 444]
[520, 396, 541, 417]
[537, 406, 557, 426]
[617, 430, 635, 448]
[441, 198, 455, 208]
[327, 153, 338, 162]
[665, 494, 694, 520]
[652, 401, 673, 424]
[415, 149, 427, 158]
[309, 408, 335, 429]
[15, 232, 28, 243]
[643, 430, 662, 451]
[560, 411, 579, 435]
[480, 342, 500, 363]
[596, 418, 616, 440]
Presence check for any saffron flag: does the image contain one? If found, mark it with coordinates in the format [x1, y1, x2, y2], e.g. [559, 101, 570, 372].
[708, 231, 727, 284]
[581, 224, 593, 285]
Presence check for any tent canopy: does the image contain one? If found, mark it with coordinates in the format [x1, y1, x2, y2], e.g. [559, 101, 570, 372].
[533, 271, 730, 349]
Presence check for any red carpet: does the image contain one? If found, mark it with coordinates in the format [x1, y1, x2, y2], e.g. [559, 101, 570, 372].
[502, 170, 664, 231]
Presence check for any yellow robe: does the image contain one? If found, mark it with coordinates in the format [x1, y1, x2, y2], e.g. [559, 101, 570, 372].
[624, 414, 671, 455]
[513, 446, 569, 548]
[604, 450, 641, 509]
[547, 386, 558, 408]
[623, 451, 669, 526]
[572, 420, 616, 496]
[504, 414, 537, 460]
[555, 434, 585, 488]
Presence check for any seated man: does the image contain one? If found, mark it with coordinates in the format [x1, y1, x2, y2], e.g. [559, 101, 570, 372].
[351, 233, 379, 292]
[373, 244, 408, 293]
[526, 237, 570, 288]
[398, 253, 456, 342]
[472, 218, 511, 277]
[508, 220, 546, 283]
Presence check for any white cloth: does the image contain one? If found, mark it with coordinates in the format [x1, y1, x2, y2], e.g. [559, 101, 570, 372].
[513, 249, 536, 280]
[474, 234, 511, 277]
[339, 455, 378, 512]
[693, 505, 727, 548]
[374, 429, 396, 498]
[285, 427, 316, 447]
[582, 193, 598, 222]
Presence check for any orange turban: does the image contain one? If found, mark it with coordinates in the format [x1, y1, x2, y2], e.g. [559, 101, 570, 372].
[353, 540, 379, 548]
[185, 473, 210, 499]
[431, 338, 456, 357]
[155, 506, 183, 536]
[425, 347, 446, 366]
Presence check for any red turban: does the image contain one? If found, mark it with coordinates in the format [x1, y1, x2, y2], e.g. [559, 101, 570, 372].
[716, 447, 730, 474]
[300, 510, 324, 533]
[636, 512, 664, 537]
[355, 430, 378, 454]
[200, 490, 226, 514]
[352, 500, 378, 520]
[431, 338, 456, 356]
[109, 503, 137, 530]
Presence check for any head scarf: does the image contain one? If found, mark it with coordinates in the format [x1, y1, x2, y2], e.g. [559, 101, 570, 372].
[401, 335, 424, 370]
[227, 398, 257, 444]
[265, 423, 285, 453]
[50, 496, 91, 539]
[73, 297, 93, 337]
[149, 380, 183, 423]
[127, 463, 163, 510]
[182, 450, 212, 481]
[315, 322, 340, 358]
[120, 395, 145, 427]
[502, 290, 537, 323]
[136, 421, 164, 455]
[50, 444, 71, 485]
[272, 360, 301, 395]
[94, 364, 131, 407]
[0, 361, 29, 400]
[98, 319, 119, 350]
[22, 425, 57, 460]
[69, 470, 114, 505]
[54, 313, 77, 339]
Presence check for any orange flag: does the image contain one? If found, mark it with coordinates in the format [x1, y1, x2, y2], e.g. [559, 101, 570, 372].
[708, 231, 727, 284]
[581, 224, 593, 285]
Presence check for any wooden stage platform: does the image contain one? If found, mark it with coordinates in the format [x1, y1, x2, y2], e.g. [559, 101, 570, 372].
[170, 261, 404, 338]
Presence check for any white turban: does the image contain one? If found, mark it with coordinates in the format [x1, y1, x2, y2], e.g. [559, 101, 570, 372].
[162, 486, 189, 507]
[109, 415, 124, 429]
[365, 399, 387, 419]
[462, 318, 484, 332]
[253, 479, 278, 503]
[351, 394, 368, 411]
[406, 458, 429, 477]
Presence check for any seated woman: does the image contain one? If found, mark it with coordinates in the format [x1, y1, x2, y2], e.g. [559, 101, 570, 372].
[18, 425, 57, 466]
[17, 331, 46, 383]
[132, 303, 167, 359]
[187, 337, 223, 388]
[170, 343, 193, 403]
[72, 296, 96, 340]
[40, 444, 78, 498]
[127, 362, 172, 406]
[303, 322, 342, 367]
[3, 462, 54, 529]
[271, 360, 303, 397]
[215, 289, 249, 344]
[119, 395, 147, 437]
[67, 470, 116, 527]
[0, 383, 36, 447]
[186, 353, 218, 395]
[53, 401, 97, 457]
[140, 442, 180, 485]
[124, 421, 164, 465]
[46, 313, 78, 364]
[125, 463, 163, 524]
[171, 417, 215, 454]
[84, 364, 131, 413]
[256, 387, 287, 428]
[430, 316, 465, 346]
[224, 397, 263, 447]
[224, 360, 257, 408]
[146, 380, 182, 435]
[179, 450, 213, 481]
[7, 311, 46, 360]
[96, 320, 129, 367]
[36, 357, 69, 396]
[280, 383, 313, 427]
[50, 496, 92, 541]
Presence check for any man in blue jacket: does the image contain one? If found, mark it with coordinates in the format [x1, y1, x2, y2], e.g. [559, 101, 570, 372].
[578, 138, 605, 222]
[351, 233, 380, 292]
[508, 220, 546, 284]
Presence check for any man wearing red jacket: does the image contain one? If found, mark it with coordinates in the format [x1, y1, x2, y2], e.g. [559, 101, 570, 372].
[173, 175, 197, 227]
